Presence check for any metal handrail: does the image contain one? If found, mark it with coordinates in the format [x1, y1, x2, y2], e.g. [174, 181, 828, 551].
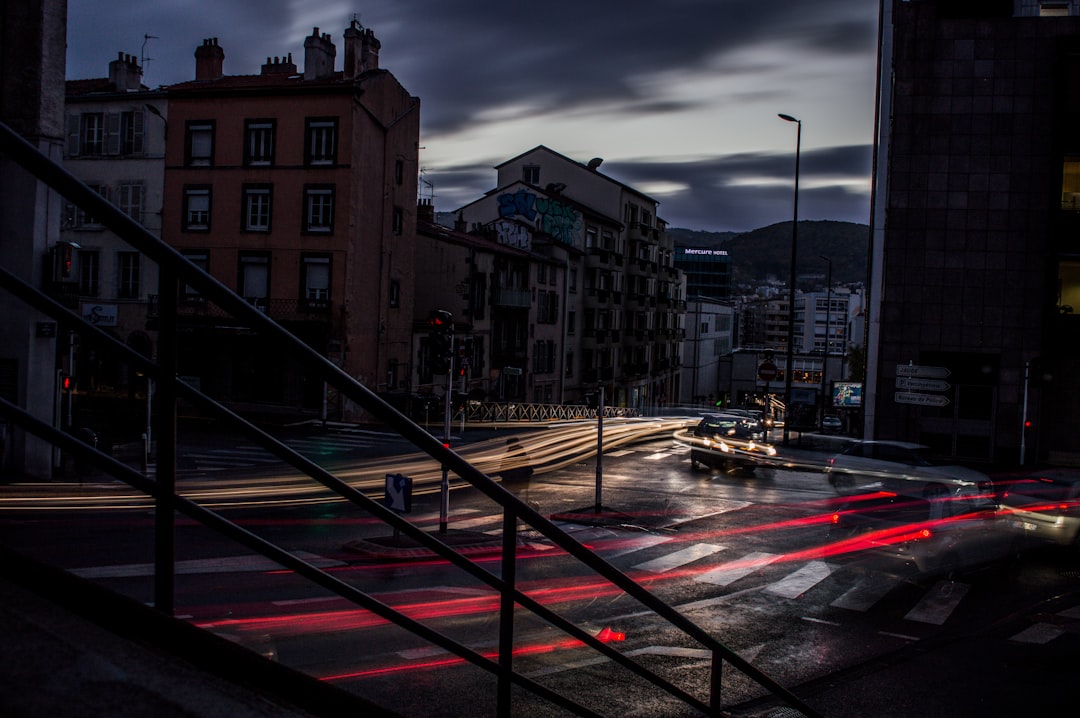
[0, 119, 822, 718]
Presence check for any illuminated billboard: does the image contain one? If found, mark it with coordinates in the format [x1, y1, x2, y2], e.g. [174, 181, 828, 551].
[832, 382, 863, 408]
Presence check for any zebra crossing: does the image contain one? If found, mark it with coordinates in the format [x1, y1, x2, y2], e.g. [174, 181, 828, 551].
[150, 431, 405, 475]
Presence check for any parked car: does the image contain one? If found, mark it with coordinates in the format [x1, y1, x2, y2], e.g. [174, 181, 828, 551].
[1000, 469, 1080, 548]
[822, 415, 842, 433]
[827, 489, 1011, 576]
[824, 440, 996, 504]
[687, 413, 775, 473]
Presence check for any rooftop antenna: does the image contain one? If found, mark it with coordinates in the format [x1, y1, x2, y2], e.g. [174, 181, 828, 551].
[141, 34, 159, 79]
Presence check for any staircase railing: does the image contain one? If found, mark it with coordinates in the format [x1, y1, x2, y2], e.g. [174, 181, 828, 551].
[0, 120, 821, 718]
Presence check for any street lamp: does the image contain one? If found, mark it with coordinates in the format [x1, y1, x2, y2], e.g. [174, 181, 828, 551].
[779, 113, 801, 445]
[819, 255, 832, 430]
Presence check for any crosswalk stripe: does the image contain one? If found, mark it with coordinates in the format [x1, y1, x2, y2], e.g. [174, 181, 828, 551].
[904, 580, 969, 624]
[764, 560, 835, 599]
[596, 535, 672, 558]
[632, 543, 726, 573]
[643, 452, 671, 460]
[1010, 623, 1065, 644]
[830, 575, 901, 612]
[696, 551, 778, 586]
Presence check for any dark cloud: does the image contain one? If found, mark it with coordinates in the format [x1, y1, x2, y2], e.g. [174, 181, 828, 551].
[66, 0, 877, 231]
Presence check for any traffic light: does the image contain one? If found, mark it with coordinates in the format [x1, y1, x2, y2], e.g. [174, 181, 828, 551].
[52, 242, 77, 283]
[456, 336, 473, 377]
[427, 309, 453, 376]
[430, 333, 451, 374]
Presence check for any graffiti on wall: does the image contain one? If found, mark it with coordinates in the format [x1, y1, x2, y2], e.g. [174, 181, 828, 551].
[496, 189, 583, 248]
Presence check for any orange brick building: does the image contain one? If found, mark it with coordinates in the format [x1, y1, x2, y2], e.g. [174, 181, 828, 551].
[161, 22, 419, 418]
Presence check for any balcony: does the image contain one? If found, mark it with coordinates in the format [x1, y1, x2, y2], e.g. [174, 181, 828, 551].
[492, 287, 531, 308]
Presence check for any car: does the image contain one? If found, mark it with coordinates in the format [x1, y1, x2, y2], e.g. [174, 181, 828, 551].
[822, 415, 842, 433]
[1000, 468, 1080, 548]
[827, 489, 1011, 576]
[823, 440, 997, 504]
[687, 413, 776, 473]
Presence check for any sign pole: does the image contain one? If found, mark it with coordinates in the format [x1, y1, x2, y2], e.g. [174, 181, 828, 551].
[594, 386, 604, 513]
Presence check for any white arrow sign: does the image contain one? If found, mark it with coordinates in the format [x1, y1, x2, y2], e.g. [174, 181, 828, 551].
[896, 364, 950, 379]
[895, 392, 950, 407]
[896, 377, 951, 392]
[385, 473, 413, 513]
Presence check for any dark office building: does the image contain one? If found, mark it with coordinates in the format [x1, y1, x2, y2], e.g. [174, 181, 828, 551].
[866, 0, 1080, 465]
[674, 246, 731, 300]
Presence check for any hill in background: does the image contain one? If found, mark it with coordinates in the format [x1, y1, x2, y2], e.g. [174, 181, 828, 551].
[669, 220, 870, 288]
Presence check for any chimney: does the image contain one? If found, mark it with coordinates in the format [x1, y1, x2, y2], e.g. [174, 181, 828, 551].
[261, 52, 297, 76]
[454, 212, 467, 233]
[195, 38, 224, 81]
[303, 27, 337, 81]
[108, 52, 143, 91]
[343, 18, 380, 79]
[417, 199, 434, 223]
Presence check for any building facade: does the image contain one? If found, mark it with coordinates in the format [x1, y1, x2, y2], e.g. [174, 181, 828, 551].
[160, 23, 419, 420]
[456, 146, 686, 412]
[61, 54, 165, 434]
[681, 297, 734, 406]
[868, 0, 1080, 463]
[674, 246, 732, 300]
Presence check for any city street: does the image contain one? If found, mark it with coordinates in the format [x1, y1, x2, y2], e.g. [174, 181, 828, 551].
[1, 426, 1079, 716]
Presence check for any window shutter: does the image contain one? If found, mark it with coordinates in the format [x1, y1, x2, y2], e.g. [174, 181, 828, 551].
[105, 112, 121, 155]
[65, 114, 81, 156]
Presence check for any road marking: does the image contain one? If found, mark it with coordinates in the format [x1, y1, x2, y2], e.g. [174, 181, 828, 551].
[904, 580, 969, 625]
[643, 452, 670, 460]
[765, 560, 835, 599]
[801, 616, 842, 626]
[71, 551, 344, 579]
[1010, 623, 1065, 644]
[632, 543, 726, 573]
[878, 631, 919, 641]
[696, 551, 778, 587]
[662, 501, 752, 527]
[607, 449, 635, 457]
[830, 575, 901, 612]
[598, 534, 672, 558]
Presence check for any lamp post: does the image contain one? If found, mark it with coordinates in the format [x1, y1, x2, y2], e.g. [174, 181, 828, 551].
[779, 113, 801, 445]
[819, 255, 832, 430]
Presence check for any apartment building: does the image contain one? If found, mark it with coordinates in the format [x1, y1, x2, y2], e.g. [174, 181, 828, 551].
[455, 146, 686, 412]
[160, 22, 419, 419]
[60, 52, 165, 434]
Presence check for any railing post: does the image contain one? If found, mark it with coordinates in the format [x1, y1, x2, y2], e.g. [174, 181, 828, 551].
[496, 507, 518, 716]
[154, 265, 178, 615]
[710, 650, 723, 716]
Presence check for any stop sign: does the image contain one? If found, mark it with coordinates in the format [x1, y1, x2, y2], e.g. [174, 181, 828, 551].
[758, 361, 778, 381]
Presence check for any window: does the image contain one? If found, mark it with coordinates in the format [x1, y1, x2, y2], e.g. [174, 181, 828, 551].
[389, 279, 400, 308]
[567, 310, 576, 335]
[395, 158, 404, 185]
[80, 113, 105, 155]
[522, 164, 540, 184]
[78, 250, 99, 298]
[303, 185, 335, 233]
[181, 251, 208, 303]
[392, 206, 404, 235]
[238, 253, 269, 308]
[183, 186, 211, 231]
[243, 185, 272, 232]
[569, 267, 577, 293]
[117, 252, 140, 299]
[1041, 3, 1069, 16]
[186, 121, 214, 166]
[302, 255, 331, 308]
[118, 110, 144, 155]
[305, 118, 337, 165]
[63, 183, 109, 229]
[117, 182, 144, 224]
[565, 351, 574, 377]
[244, 119, 275, 166]
[1059, 260, 1080, 314]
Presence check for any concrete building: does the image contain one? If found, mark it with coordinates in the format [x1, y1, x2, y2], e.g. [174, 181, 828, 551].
[456, 146, 686, 413]
[160, 22, 419, 420]
[59, 53, 166, 439]
[868, 0, 1080, 464]
[680, 296, 733, 406]
[674, 246, 732, 300]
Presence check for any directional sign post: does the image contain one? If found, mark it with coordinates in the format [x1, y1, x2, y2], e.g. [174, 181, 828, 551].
[895, 392, 950, 407]
[896, 377, 951, 392]
[896, 364, 951, 379]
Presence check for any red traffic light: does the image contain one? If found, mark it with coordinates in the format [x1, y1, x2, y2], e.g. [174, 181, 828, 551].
[62, 375, 72, 390]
